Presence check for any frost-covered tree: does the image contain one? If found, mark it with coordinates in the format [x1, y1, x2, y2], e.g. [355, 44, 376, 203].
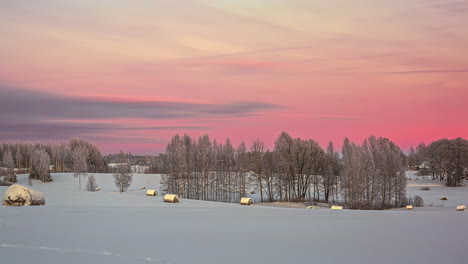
[30, 149, 52, 182]
[2, 150, 16, 182]
[341, 136, 406, 210]
[423, 138, 468, 186]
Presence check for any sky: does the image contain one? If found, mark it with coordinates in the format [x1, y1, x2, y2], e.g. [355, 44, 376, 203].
[0, 0, 467, 154]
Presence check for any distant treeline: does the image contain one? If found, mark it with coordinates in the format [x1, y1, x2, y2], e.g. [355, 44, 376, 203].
[2, 134, 466, 209]
[160, 132, 409, 210]
[0, 138, 106, 182]
[407, 138, 468, 187]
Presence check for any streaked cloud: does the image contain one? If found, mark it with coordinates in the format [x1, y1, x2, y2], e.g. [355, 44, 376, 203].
[0, 0, 467, 153]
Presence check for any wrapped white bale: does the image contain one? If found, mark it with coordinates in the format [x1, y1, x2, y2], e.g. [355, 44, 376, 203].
[240, 197, 253, 206]
[406, 205, 413, 210]
[3, 185, 45, 206]
[164, 194, 179, 203]
[456, 205, 467, 211]
[141, 186, 146, 190]
[146, 190, 157, 196]
[331, 205, 343, 210]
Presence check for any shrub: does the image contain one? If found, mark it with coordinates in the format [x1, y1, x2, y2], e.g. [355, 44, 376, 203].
[86, 175, 98, 192]
[413, 195, 424, 207]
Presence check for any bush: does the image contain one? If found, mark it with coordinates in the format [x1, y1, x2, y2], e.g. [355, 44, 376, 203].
[413, 195, 424, 207]
[86, 175, 98, 192]
[420, 186, 431, 191]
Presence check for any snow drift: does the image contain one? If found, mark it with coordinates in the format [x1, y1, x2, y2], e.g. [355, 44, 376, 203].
[0, 179, 13, 186]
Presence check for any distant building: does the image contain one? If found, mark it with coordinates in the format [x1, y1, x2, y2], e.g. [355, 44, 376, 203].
[131, 165, 150, 174]
[107, 163, 149, 174]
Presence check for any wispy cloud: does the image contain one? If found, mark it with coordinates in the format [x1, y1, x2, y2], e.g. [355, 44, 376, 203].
[256, 113, 364, 120]
[0, 85, 282, 121]
[0, 84, 282, 141]
[381, 69, 468, 75]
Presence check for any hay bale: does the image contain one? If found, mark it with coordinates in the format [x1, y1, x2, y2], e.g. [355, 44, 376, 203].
[440, 196, 447, 200]
[307, 206, 316, 209]
[163, 194, 179, 203]
[456, 205, 467, 211]
[331, 205, 343, 210]
[146, 190, 157, 196]
[406, 205, 413, 210]
[95, 188, 100, 191]
[141, 186, 146, 190]
[240, 197, 253, 205]
[2, 185, 45, 206]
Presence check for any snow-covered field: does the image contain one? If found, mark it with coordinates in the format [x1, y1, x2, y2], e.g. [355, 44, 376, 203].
[1, 172, 468, 264]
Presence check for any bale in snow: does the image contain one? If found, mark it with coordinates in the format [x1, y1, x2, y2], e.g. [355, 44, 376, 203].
[164, 194, 179, 203]
[240, 197, 253, 206]
[331, 205, 343, 210]
[146, 190, 157, 196]
[0, 179, 13, 186]
[406, 205, 413, 210]
[440, 196, 447, 200]
[95, 188, 100, 191]
[307, 206, 316, 209]
[141, 186, 146, 190]
[456, 205, 467, 211]
[2, 185, 45, 206]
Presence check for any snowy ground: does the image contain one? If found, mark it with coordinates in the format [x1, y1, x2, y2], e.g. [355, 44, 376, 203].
[406, 170, 468, 209]
[1, 172, 468, 264]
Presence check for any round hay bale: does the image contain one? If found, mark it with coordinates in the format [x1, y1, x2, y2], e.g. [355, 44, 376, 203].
[330, 205, 343, 210]
[95, 188, 100, 191]
[163, 194, 179, 203]
[2, 185, 45, 206]
[307, 206, 316, 209]
[456, 205, 467, 211]
[240, 197, 253, 206]
[141, 186, 146, 190]
[440, 196, 447, 200]
[406, 205, 413, 210]
[146, 190, 157, 196]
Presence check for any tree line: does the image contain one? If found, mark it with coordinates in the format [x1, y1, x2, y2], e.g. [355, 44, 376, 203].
[407, 138, 468, 187]
[160, 132, 409, 210]
[0, 138, 106, 183]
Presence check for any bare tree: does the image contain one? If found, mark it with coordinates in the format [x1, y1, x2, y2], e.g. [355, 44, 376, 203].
[72, 146, 88, 191]
[250, 138, 265, 202]
[322, 142, 340, 203]
[113, 151, 133, 192]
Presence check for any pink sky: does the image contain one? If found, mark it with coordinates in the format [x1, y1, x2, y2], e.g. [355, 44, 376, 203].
[0, 0, 467, 154]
